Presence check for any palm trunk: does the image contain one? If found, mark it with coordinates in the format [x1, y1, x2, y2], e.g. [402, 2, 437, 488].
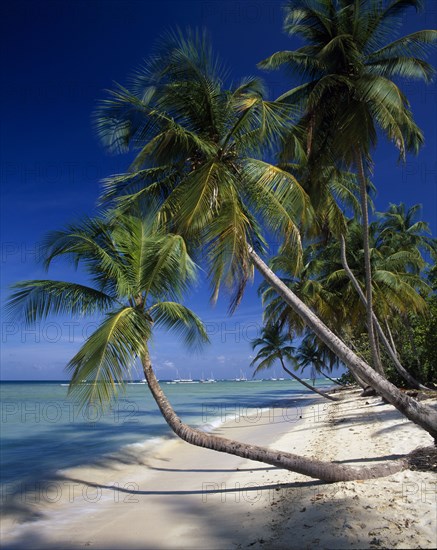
[340, 235, 428, 390]
[319, 370, 346, 386]
[355, 149, 384, 376]
[385, 318, 398, 359]
[141, 347, 406, 481]
[248, 248, 437, 441]
[405, 315, 422, 371]
[343, 338, 371, 389]
[277, 354, 337, 401]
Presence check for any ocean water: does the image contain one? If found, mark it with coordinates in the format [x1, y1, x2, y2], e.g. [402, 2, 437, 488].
[0, 379, 330, 491]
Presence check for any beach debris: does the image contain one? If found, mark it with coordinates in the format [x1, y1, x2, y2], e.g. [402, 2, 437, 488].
[360, 387, 377, 397]
[407, 446, 437, 472]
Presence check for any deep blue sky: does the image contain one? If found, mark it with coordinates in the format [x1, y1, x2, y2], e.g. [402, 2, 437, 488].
[1, 0, 436, 380]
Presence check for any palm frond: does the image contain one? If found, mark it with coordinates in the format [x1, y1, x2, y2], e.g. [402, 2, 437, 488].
[367, 30, 437, 61]
[67, 307, 150, 410]
[149, 301, 209, 350]
[6, 281, 117, 324]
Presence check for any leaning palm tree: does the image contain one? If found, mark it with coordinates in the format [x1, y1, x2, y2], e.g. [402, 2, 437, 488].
[7, 214, 413, 481]
[250, 324, 337, 400]
[260, 216, 432, 389]
[313, 220, 430, 387]
[6, 215, 209, 406]
[295, 335, 345, 387]
[94, 30, 437, 440]
[259, 0, 437, 376]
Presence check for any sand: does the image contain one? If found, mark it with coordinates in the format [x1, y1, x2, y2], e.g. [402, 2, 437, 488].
[1, 389, 436, 549]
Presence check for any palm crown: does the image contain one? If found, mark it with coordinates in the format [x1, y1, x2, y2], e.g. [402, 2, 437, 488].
[94, 29, 312, 310]
[260, 216, 430, 338]
[7, 215, 208, 407]
[250, 324, 296, 376]
[376, 202, 437, 260]
[259, 0, 436, 164]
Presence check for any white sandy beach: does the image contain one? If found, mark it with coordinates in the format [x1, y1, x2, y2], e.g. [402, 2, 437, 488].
[1, 389, 436, 549]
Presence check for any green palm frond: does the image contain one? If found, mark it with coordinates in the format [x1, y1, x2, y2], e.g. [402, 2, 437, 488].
[366, 57, 435, 82]
[242, 159, 312, 245]
[6, 280, 117, 324]
[8, 211, 208, 411]
[149, 301, 209, 350]
[92, 30, 310, 311]
[367, 30, 437, 61]
[258, 50, 322, 78]
[67, 307, 150, 409]
[250, 323, 298, 377]
[41, 217, 132, 296]
[205, 191, 257, 311]
[166, 160, 221, 235]
[140, 233, 198, 300]
[99, 166, 178, 205]
[275, 81, 316, 106]
[283, 1, 334, 42]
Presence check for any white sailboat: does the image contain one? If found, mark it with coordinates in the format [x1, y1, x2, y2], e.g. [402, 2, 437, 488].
[201, 371, 216, 383]
[179, 372, 198, 383]
[168, 370, 198, 384]
[234, 369, 247, 382]
[167, 370, 181, 384]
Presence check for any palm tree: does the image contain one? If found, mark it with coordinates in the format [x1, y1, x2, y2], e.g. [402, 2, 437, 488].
[94, 30, 437, 440]
[7, 214, 411, 481]
[250, 324, 337, 400]
[295, 335, 345, 387]
[373, 203, 436, 380]
[259, 0, 437, 376]
[338, 221, 431, 389]
[6, 215, 209, 406]
[293, 219, 430, 387]
[254, 221, 435, 398]
[327, 221, 430, 322]
[95, 29, 311, 311]
[377, 203, 437, 263]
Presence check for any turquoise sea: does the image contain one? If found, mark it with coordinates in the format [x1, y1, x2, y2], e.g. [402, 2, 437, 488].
[0, 379, 331, 493]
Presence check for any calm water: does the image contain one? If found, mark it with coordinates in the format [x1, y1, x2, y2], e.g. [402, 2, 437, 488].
[0, 379, 329, 490]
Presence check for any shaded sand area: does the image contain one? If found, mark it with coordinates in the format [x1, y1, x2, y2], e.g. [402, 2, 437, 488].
[1, 389, 436, 549]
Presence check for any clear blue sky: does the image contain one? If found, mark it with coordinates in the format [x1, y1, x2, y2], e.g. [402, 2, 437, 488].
[1, 0, 436, 380]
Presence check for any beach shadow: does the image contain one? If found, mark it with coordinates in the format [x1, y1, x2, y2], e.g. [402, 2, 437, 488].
[59, 473, 327, 496]
[331, 453, 406, 464]
[1, 476, 421, 550]
[143, 465, 278, 473]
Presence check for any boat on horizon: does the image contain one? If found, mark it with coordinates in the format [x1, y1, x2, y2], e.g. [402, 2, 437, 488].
[200, 371, 216, 383]
[167, 371, 198, 384]
[234, 369, 247, 382]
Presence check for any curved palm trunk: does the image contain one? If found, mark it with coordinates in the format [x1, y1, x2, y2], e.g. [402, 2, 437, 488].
[355, 150, 384, 376]
[248, 248, 437, 441]
[277, 355, 338, 401]
[404, 315, 422, 372]
[340, 235, 429, 391]
[319, 370, 346, 387]
[141, 348, 406, 481]
[342, 338, 370, 390]
[385, 318, 398, 359]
